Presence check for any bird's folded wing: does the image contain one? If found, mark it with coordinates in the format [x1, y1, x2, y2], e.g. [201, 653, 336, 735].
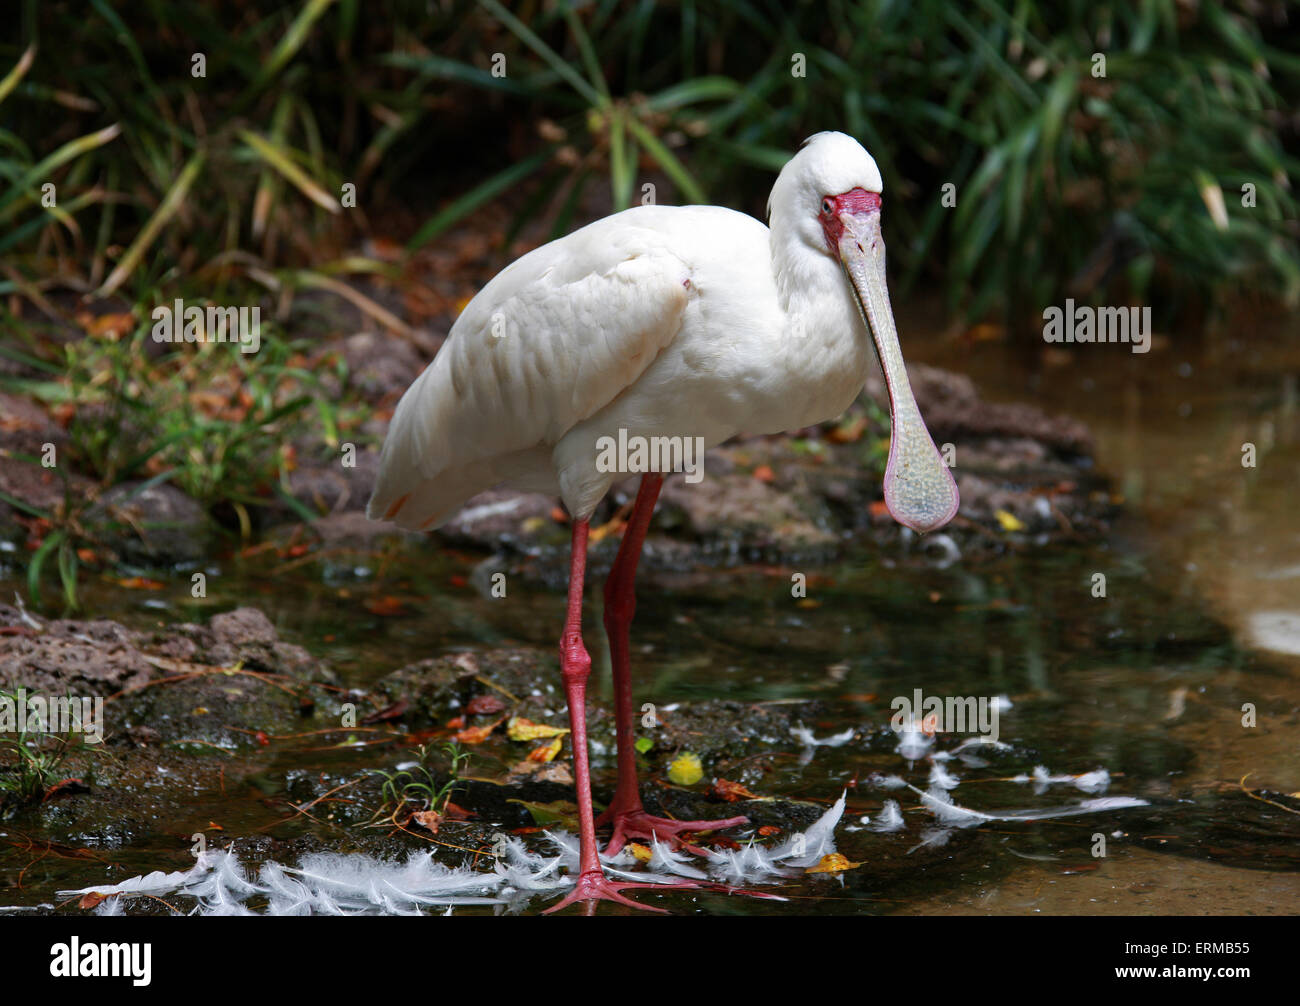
[369, 238, 691, 524]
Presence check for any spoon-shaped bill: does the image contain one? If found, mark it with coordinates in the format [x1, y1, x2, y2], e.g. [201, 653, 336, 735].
[839, 212, 960, 533]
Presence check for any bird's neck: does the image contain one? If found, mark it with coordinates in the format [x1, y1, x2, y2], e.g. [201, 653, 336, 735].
[771, 236, 868, 351]
[766, 234, 874, 426]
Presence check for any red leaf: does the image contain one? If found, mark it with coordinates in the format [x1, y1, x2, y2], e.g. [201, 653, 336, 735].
[466, 694, 506, 716]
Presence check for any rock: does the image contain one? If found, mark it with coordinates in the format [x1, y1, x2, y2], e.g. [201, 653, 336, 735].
[869, 363, 1093, 456]
[0, 619, 153, 696]
[372, 648, 563, 725]
[340, 331, 427, 403]
[285, 449, 380, 516]
[436, 490, 564, 550]
[659, 446, 838, 553]
[0, 605, 331, 704]
[211, 607, 279, 646]
[146, 607, 331, 683]
[93, 481, 213, 563]
[309, 510, 415, 546]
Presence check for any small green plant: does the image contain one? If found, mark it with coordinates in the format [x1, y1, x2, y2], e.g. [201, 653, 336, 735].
[0, 688, 84, 811]
[368, 741, 471, 825]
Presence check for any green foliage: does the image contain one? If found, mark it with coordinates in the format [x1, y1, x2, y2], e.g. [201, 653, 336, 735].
[0, 688, 86, 810]
[369, 741, 471, 821]
[0, 0, 1294, 327]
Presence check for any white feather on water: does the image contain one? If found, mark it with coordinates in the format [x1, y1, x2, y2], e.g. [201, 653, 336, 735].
[53, 797, 850, 914]
[42, 725, 1151, 915]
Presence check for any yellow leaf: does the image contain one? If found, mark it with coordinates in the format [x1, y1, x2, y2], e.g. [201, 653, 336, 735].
[667, 752, 703, 786]
[806, 853, 862, 874]
[527, 736, 563, 763]
[627, 843, 653, 863]
[507, 716, 570, 742]
[994, 508, 1026, 532]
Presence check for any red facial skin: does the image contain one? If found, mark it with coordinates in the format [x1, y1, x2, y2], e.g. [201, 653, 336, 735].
[819, 187, 882, 255]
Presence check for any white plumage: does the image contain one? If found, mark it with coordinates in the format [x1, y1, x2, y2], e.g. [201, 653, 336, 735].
[369, 131, 954, 532]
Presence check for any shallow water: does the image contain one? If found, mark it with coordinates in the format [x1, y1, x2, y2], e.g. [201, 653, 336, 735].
[2, 312, 1298, 915]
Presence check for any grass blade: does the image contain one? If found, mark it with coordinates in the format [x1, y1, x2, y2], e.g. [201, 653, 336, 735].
[0, 43, 36, 107]
[96, 150, 204, 297]
[239, 129, 341, 213]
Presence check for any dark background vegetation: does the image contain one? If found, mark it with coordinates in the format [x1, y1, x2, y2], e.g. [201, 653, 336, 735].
[4, 0, 1297, 320]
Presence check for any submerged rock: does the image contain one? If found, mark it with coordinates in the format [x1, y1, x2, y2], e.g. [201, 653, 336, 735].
[92, 481, 214, 564]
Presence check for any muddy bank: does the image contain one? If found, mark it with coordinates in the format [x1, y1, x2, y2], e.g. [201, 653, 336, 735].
[1, 322, 1112, 569]
[0, 603, 846, 872]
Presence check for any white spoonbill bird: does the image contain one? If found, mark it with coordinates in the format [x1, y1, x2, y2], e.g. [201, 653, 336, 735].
[369, 131, 959, 913]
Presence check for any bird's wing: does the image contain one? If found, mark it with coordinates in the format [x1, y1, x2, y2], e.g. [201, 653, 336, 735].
[369, 220, 691, 528]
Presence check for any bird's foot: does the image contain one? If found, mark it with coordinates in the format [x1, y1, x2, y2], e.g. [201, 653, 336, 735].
[598, 807, 749, 857]
[542, 870, 688, 915]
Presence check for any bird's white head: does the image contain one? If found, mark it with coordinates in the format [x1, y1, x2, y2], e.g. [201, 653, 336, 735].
[770, 131, 959, 535]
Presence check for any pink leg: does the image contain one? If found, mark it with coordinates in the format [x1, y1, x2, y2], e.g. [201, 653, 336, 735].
[595, 475, 748, 856]
[543, 519, 691, 914]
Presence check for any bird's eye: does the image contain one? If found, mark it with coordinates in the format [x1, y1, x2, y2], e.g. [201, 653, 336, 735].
[821, 198, 834, 215]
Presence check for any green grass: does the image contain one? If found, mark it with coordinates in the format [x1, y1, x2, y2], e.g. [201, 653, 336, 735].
[368, 742, 471, 826]
[1, 0, 1294, 331]
[0, 688, 90, 811]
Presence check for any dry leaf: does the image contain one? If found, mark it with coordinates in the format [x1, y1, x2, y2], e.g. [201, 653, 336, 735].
[466, 694, 506, 716]
[712, 778, 761, 802]
[527, 736, 563, 763]
[455, 716, 504, 744]
[507, 716, 569, 742]
[412, 809, 443, 833]
[994, 508, 1026, 532]
[364, 595, 408, 616]
[806, 853, 861, 874]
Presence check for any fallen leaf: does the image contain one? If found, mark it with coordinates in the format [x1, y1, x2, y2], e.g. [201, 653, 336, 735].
[443, 802, 475, 821]
[78, 311, 136, 340]
[507, 716, 569, 742]
[634, 736, 654, 755]
[361, 699, 409, 724]
[667, 752, 703, 786]
[466, 694, 506, 716]
[994, 508, 1026, 532]
[455, 717, 504, 744]
[757, 825, 781, 837]
[712, 778, 761, 802]
[114, 576, 165, 590]
[752, 464, 775, 483]
[806, 853, 861, 874]
[627, 843, 653, 863]
[79, 892, 108, 910]
[42, 777, 87, 801]
[527, 736, 563, 763]
[507, 798, 578, 828]
[412, 809, 443, 833]
[364, 595, 408, 617]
